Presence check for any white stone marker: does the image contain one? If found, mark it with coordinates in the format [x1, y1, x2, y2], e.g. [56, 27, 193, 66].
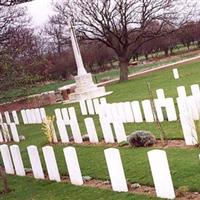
[79, 100, 88, 115]
[61, 108, 70, 125]
[2, 123, 11, 142]
[116, 103, 127, 123]
[69, 119, 83, 143]
[0, 144, 14, 174]
[123, 102, 134, 123]
[154, 99, 164, 122]
[99, 117, 115, 143]
[55, 108, 63, 121]
[186, 96, 199, 120]
[110, 103, 121, 121]
[179, 113, 198, 145]
[42, 146, 61, 182]
[142, 100, 154, 122]
[172, 68, 179, 79]
[86, 99, 95, 115]
[104, 148, 128, 192]
[84, 118, 99, 143]
[131, 101, 143, 123]
[0, 113, 3, 123]
[0, 130, 4, 142]
[10, 145, 25, 176]
[21, 110, 28, 124]
[165, 98, 177, 121]
[12, 111, 19, 125]
[34, 108, 42, 124]
[40, 108, 47, 122]
[63, 147, 83, 185]
[30, 109, 37, 124]
[148, 150, 175, 199]
[9, 123, 20, 142]
[93, 98, 100, 114]
[56, 119, 69, 143]
[27, 145, 45, 179]
[4, 111, 11, 124]
[112, 120, 127, 143]
[177, 97, 188, 115]
[25, 109, 31, 124]
[191, 84, 200, 114]
[156, 89, 165, 99]
[68, 107, 78, 121]
[177, 86, 187, 98]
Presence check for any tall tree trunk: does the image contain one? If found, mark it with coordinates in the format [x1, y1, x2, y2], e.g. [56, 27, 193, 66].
[119, 57, 129, 82]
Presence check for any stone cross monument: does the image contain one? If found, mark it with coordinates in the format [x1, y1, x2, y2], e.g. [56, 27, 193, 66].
[66, 20, 111, 102]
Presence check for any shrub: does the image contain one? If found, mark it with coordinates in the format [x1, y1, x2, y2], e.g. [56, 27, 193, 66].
[128, 130, 156, 147]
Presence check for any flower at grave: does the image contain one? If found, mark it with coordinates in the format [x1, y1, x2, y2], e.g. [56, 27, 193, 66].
[128, 130, 156, 147]
[42, 116, 55, 143]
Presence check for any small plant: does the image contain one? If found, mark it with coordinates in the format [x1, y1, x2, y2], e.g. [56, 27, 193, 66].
[128, 131, 156, 147]
[176, 186, 189, 197]
[42, 116, 57, 143]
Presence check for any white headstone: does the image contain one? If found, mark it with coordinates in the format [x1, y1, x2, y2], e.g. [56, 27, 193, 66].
[165, 98, 177, 121]
[55, 108, 63, 121]
[42, 146, 61, 182]
[172, 68, 179, 79]
[131, 101, 143, 123]
[79, 100, 88, 115]
[63, 147, 83, 185]
[177, 86, 187, 98]
[30, 109, 37, 124]
[27, 145, 45, 179]
[100, 97, 107, 105]
[148, 150, 175, 199]
[110, 103, 121, 121]
[116, 103, 127, 122]
[179, 113, 198, 145]
[0, 144, 14, 174]
[99, 117, 115, 143]
[0, 130, 4, 142]
[9, 123, 20, 142]
[68, 107, 78, 121]
[69, 119, 83, 143]
[40, 108, 47, 122]
[123, 102, 134, 123]
[56, 119, 69, 143]
[186, 96, 199, 120]
[86, 99, 95, 115]
[142, 100, 154, 122]
[34, 108, 42, 124]
[104, 148, 128, 192]
[1, 123, 11, 142]
[112, 120, 127, 143]
[12, 111, 19, 125]
[4, 111, 11, 124]
[93, 98, 100, 114]
[154, 99, 164, 122]
[61, 108, 70, 125]
[156, 89, 165, 99]
[26, 109, 32, 124]
[191, 84, 200, 115]
[21, 110, 28, 124]
[84, 118, 99, 143]
[10, 145, 25, 176]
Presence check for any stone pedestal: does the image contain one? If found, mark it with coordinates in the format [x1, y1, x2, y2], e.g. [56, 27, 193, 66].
[68, 73, 108, 101]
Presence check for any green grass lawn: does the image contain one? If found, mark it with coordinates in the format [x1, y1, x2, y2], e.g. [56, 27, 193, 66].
[1, 60, 200, 199]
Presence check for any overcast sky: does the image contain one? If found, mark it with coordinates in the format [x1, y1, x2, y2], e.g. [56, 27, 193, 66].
[24, 0, 55, 27]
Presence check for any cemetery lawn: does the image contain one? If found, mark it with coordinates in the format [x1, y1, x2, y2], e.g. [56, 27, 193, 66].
[1, 60, 200, 199]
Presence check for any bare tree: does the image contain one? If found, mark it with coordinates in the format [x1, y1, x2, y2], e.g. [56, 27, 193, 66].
[54, 0, 197, 81]
[0, 0, 31, 6]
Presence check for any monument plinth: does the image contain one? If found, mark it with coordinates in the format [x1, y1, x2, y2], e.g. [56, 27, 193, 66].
[63, 20, 112, 103]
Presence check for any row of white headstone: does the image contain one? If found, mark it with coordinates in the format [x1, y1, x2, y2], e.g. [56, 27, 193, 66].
[21, 108, 47, 124]
[0, 144, 176, 199]
[0, 123, 20, 142]
[79, 97, 177, 123]
[0, 111, 19, 125]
